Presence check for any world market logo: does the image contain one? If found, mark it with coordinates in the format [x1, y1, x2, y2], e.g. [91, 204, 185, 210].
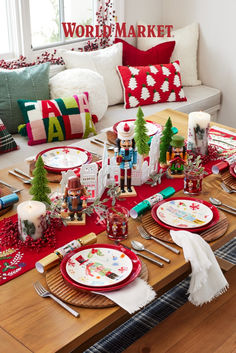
[62, 22, 173, 38]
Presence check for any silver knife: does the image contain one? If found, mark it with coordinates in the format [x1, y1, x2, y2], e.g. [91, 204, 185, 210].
[216, 206, 236, 216]
[94, 138, 115, 147]
[14, 168, 32, 180]
[120, 245, 164, 268]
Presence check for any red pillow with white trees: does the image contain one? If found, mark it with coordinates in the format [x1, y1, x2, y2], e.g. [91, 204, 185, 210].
[117, 61, 186, 109]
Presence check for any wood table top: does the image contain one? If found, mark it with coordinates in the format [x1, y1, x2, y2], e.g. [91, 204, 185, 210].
[0, 109, 235, 353]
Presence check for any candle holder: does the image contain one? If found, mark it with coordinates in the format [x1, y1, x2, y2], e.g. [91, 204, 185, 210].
[106, 206, 129, 242]
[187, 112, 211, 155]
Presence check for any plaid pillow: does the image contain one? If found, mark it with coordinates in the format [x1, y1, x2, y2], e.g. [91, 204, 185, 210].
[0, 118, 17, 154]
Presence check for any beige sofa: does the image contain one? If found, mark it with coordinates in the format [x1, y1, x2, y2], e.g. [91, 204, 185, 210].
[1, 84, 220, 169]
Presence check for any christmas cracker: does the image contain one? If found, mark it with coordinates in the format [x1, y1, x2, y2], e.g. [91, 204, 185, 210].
[0, 193, 19, 210]
[212, 155, 236, 174]
[35, 232, 97, 273]
[130, 186, 175, 219]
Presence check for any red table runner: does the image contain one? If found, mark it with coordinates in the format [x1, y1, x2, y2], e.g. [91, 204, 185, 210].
[0, 160, 217, 285]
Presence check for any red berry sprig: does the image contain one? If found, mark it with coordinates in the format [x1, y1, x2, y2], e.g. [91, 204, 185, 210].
[0, 214, 63, 252]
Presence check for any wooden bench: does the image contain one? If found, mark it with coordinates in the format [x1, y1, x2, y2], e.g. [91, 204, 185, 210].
[124, 266, 236, 353]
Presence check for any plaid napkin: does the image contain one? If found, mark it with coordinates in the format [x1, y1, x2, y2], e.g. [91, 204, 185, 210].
[94, 278, 156, 314]
[170, 230, 229, 306]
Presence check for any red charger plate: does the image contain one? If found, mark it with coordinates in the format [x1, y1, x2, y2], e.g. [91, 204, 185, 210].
[229, 163, 236, 178]
[36, 146, 92, 173]
[60, 244, 142, 292]
[151, 197, 220, 233]
[113, 119, 162, 137]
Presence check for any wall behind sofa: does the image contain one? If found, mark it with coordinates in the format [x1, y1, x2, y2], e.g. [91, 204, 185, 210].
[162, 0, 236, 128]
[125, 0, 163, 45]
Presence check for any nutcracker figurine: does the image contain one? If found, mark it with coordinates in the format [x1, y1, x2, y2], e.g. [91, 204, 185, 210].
[115, 122, 137, 194]
[166, 135, 187, 177]
[62, 176, 88, 224]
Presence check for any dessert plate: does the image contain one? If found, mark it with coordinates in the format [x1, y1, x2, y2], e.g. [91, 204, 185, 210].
[37, 146, 92, 173]
[61, 244, 142, 292]
[113, 119, 162, 137]
[151, 197, 219, 232]
[66, 247, 133, 287]
[156, 199, 213, 229]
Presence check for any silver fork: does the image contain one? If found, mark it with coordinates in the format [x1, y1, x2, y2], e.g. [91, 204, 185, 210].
[221, 182, 236, 194]
[137, 225, 180, 254]
[0, 179, 23, 193]
[34, 281, 80, 317]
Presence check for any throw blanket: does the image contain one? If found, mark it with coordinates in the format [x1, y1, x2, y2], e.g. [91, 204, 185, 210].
[170, 230, 229, 306]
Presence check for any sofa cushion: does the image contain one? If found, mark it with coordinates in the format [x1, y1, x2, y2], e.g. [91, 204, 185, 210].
[18, 93, 96, 146]
[117, 61, 186, 109]
[137, 22, 201, 87]
[0, 118, 18, 154]
[0, 63, 50, 134]
[50, 68, 108, 121]
[59, 43, 123, 106]
[114, 38, 175, 66]
[96, 85, 221, 132]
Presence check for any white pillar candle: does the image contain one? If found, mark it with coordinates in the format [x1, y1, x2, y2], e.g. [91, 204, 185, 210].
[17, 201, 47, 241]
[187, 111, 211, 155]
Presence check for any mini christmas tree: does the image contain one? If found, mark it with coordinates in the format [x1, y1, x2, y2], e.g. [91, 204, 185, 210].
[134, 106, 150, 155]
[159, 117, 174, 164]
[30, 156, 51, 204]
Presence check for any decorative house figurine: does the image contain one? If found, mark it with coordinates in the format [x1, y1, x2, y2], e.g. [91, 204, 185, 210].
[61, 176, 88, 225]
[115, 122, 137, 195]
[166, 135, 187, 177]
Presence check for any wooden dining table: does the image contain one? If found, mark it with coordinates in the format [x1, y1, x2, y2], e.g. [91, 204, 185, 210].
[0, 109, 235, 353]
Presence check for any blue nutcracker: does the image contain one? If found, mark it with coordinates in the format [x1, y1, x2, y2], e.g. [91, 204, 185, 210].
[115, 122, 137, 193]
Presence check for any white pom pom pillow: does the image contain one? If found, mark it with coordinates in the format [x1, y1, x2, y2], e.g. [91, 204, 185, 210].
[50, 68, 108, 120]
[58, 43, 123, 106]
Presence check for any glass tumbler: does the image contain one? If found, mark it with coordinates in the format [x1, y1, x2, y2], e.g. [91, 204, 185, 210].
[106, 206, 129, 242]
[184, 170, 204, 195]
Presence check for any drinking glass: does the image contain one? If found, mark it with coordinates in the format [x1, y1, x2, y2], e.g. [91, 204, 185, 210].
[184, 170, 204, 195]
[106, 206, 129, 241]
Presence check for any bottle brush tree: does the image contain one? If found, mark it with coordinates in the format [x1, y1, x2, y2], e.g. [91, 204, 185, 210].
[30, 156, 51, 204]
[134, 106, 150, 156]
[160, 117, 174, 164]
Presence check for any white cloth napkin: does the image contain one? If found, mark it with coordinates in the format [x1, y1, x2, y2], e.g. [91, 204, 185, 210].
[170, 230, 229, 306]
[93, 278, 156, 314]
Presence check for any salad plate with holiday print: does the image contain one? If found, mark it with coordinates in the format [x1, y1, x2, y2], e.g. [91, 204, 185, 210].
[113, 119, 162, 137]
[151, 198, 220, 232]
[60, 244, 142, 292]
[37, 146, 92, 173]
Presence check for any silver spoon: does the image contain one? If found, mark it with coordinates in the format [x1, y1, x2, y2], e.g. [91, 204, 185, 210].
[209, 197, 236, 213]
[131, 240, 170, 263]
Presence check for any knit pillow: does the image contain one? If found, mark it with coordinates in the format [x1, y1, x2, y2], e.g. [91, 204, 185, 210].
[0, 118, 17, 153]
[0, 63, 50, 133]
[114, 38, 175, 66]
[18, 93, 97, 146]
[117, 61, 187, 109]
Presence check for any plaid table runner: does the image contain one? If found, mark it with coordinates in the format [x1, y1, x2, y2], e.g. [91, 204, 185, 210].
[84, 237, 236, 353]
